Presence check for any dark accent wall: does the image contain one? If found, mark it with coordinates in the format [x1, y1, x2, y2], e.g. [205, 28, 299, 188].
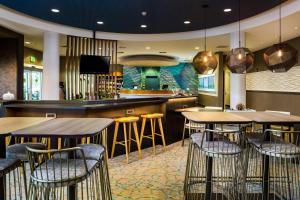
[247, 90, 300, 115]
[0, 26, 24, 100]
[198, 52, 224, 107]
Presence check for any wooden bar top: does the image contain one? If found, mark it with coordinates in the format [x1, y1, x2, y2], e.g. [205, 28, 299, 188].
[0, 117, 53, 135]
[11, 118, 114, 137]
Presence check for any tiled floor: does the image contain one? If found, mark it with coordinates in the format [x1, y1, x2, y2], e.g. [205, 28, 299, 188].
[109, 141, 188, 200]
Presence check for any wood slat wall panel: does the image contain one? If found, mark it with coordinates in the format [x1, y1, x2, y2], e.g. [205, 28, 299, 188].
[65, 36, 118, 100]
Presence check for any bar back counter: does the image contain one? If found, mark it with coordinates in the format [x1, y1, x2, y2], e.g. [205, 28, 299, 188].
[2, 96, 197, 156]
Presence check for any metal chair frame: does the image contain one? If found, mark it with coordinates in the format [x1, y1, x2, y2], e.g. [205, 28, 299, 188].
[246, 129, 300, 200]
[184, 128, 247, 200]
[26, 146, 111, 200]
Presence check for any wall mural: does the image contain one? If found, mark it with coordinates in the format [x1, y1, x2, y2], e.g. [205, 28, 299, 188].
[123, 63, 199, 94]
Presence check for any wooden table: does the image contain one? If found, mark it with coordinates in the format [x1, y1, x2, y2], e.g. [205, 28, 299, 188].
[182, 111, 300, 200]
[11, 118, 114, 200]
[175, 106, 223, 112]
[0, 117, 53, 200]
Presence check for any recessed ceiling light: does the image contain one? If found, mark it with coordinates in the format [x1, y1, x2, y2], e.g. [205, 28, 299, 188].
[141, 24, 147, 28]
[224, 8, 232, 12]
[97, 21, 104, 25]
[195, 46, 200, 50]
[51, 8, 60, 13]
[25, 41, 31, 45]
[184, 21, 191, 24]
[145, 46, 151, 50]
[141, 11, 147, 16]
[294, 26, 299, 30]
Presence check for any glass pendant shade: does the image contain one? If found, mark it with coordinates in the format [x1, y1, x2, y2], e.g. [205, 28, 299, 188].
[226, 47, 254, 74]
[263, 43, 298, 73]
[193, 51, 218, 74]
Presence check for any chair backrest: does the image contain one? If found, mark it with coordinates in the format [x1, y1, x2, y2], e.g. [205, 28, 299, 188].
[204, 106, 223, 111]
[26, 146, 89, 184]
[199, 129, 243, 155]
[263, 129, 300, 155]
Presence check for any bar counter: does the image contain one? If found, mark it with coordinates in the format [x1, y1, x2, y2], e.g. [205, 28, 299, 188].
[1, 96, 198, 155]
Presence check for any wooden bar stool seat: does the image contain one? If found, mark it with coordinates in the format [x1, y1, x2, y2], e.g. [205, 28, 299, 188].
[111, 116, 142, 163]
[140, 113, 166, 154]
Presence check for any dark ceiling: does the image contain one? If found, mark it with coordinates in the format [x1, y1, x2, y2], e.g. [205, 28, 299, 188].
[0, 0, 283, 34]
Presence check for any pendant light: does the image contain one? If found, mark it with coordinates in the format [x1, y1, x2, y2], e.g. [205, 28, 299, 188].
[263, 1, 298, 73]
[193, 4, 218, 74]
[226, 0, 254, 74]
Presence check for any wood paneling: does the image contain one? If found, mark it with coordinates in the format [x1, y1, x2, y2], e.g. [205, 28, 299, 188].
[247, 90, 300, 115]
[65, 36, 118, 100]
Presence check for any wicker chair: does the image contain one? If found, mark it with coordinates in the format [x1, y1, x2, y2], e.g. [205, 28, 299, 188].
[0, 158, 27, 200]
[26, 146, 112, 200]
[184, 129, 246, 200]
[181, 117, 205, 146]
[246, 129, 300, 199]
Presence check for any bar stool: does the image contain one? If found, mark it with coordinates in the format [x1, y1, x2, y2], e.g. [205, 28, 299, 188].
[111, 116, 142, 163]
[184, 129, 246, 200]
[140, 113, 166, 154]
[247, 129, 300, 199]
[0, 158, 27, 200]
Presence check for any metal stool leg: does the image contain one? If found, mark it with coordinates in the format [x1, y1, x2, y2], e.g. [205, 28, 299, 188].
[182, 118, 187, 147]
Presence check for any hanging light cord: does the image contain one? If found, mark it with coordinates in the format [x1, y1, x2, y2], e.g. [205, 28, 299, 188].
[203, 5, 207, 51]
[279, 1, 282, 44]
[238, 0, 241, 48]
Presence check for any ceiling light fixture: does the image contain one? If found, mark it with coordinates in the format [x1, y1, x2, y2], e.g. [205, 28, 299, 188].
[141, 11, 147, 16]
[294, 26, 299, 30]
[224, 8, 232, 12]
[25, 41, 31, 45]
[184, 21, 191, 24]
[97, 21, 104, 25]
[193, 5, 218, 75]
[145, 46, 151, 50]
[195, 47, 200, 50]
[141, 24, 147, 28]
[226, 0, 254, 74]
[263, 1, 298, 73]
[51, 8, 60, 13]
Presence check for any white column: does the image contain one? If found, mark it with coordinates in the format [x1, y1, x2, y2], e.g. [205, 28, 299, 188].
[230, 31, 246, 109]
[42, 32, 60, 100]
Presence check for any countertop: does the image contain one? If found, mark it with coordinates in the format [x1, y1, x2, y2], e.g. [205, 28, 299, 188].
[3, 96, 197, 110]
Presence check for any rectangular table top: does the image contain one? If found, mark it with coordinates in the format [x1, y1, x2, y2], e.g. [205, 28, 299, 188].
[182, 111, 300, 124]
[0, 117, 54, 135]
[175, 107, 223, 112]
[11, 118, 114, 137]
[182, 112, 252, 124]
[234, 112, 300, 124]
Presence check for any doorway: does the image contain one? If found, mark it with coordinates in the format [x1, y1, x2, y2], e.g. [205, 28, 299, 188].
[23, 67, 42, 100]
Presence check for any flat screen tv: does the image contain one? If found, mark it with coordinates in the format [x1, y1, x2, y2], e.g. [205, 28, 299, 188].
[80, 55, 110, 74]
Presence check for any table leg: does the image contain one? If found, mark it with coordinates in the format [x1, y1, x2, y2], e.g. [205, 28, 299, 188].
[67, 138, 76, 200]
[205, 124, 214, 200]
[0, 135, 7, 200]
[262, 124, 270, 200]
